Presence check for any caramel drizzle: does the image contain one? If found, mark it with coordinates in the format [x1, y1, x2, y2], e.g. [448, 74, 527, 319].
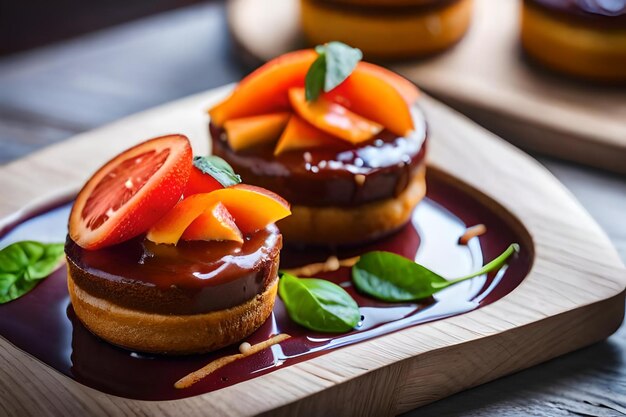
[174, 334, 291, 389]
[458, 224, 487, 245]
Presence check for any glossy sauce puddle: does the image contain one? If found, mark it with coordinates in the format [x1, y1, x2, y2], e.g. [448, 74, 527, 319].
[0, 176, 531, 400]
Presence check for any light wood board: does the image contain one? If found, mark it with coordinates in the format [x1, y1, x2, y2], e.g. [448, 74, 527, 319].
[227, 0, 626, 174]
[0, 87, 624, 417]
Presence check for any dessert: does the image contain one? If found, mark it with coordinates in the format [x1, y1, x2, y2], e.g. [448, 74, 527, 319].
[65, 135, 291, 354]
[299, 0, 474, 59]
[208, 45, 427, 246]
[521, 0, 626, 81]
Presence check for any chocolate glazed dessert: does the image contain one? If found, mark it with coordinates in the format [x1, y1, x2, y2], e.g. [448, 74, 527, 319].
[521, 0, 626, 81]
[211, 109, 428, 246]
[64, 134, 292, 355]
[65, 227, 282, 355]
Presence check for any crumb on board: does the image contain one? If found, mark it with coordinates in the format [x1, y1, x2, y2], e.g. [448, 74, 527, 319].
[283, 256, 361, 277]
[458, 224, 487, 245]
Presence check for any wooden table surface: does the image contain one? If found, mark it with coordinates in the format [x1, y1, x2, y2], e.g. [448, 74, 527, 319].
[0, 2, 624, 416]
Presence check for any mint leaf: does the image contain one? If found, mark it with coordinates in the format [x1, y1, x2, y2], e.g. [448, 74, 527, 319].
[305, 53, 326, 101]
[305, 42, 363, 102]
[323, 42, 362, 92]
[352, 244, 519, 302]
[193, 155, 241, 187]
[278, 272, 360, 333]
[0, 241, 65, 304]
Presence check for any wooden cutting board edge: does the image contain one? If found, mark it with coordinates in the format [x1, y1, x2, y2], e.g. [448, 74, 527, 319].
[0, 88, 624, 417]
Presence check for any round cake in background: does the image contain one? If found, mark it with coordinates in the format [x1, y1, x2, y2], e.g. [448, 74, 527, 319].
[520, 0, 626, 82]
[299, 0, 474, 59]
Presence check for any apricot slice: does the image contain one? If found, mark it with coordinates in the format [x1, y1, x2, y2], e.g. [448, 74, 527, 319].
[356, 62, 419, 105]
[219, 184, 291, 233]
[224, 112, 291, 152]
[209, 50, 317, 126]
[288, 88, 383, 145]
[274, 115, 345, 155]
[146, 185, 291, 244]
[181, 202, 243, 243]
[326, 67, 415, 137]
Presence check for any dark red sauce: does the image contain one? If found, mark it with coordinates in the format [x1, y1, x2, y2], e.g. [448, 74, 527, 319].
[0, 174, 532, 401]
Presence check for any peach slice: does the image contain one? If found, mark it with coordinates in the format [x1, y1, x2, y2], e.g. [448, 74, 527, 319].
[357, 62, 419, 105]
[224, 112, 291, 152]
[274, 115, 345, 155]
[326, 67, 415, 137]
[181, 202, 243, 243]
[209, 50, 317, 126]
[288, 88, 383, 145]
[220, 184, 291, 233]
[146, 185, 291, 244]
[209, 49, 419, 126]
[184, 165, 223, 196]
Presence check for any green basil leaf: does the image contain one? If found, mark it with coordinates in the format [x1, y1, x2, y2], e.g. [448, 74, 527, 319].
[305, 42, 363, 102]
[0, 241, 65, 304]
[305, 53, 326, 101]
[193, 155, 241, 187]
[352, 244, 519, 302]
[352, 251, 448, 302]
[279, 272, 360, 333]
[323, 41, 362, 93]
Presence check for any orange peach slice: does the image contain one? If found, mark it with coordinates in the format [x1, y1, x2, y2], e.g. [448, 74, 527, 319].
[357, 62, 419, 105]
[220, 184, 291, 233]
[326, 67, 415, 137]
[181, 201, 243, 243]
[208, 48, 417, 132]
[224, 112, 291, 152]
[209, 50, 317, 126]
[274, 115, 345, 155]
[288, 88, 383, 145]
[146, 186, 291, 244]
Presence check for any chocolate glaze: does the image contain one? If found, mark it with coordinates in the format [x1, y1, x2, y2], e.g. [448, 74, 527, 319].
[526, 0, 626, 27]
[0, 174, 533, 401]
[64, 227, 281, 315]
[210, 109, 427, 207]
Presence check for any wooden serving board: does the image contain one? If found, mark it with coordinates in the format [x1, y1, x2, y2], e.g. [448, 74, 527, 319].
[0, 88, 624, 416]
[227, 0, 626, 174]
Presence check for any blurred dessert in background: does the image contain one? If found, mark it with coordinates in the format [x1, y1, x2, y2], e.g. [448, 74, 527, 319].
[299, 0, 473, 59]
[521, 0, 626, 82]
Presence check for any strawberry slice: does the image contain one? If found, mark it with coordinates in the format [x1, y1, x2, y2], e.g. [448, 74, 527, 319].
[69, 135, 192, 250]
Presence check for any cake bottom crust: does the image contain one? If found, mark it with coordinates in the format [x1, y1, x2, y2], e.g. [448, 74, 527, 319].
[68, 272, 278, 355]
[279, 166, 426, 246]
[521, 3, 626, 82]
[300, 0, 473, 59]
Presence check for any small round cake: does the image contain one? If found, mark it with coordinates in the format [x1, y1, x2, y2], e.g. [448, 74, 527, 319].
[300, 0, 474, 59]
[208, 47, 427, 246]
[66, 135, 291, 354]
[66, 227, 281, 355]
[521, 0, 626, 81]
